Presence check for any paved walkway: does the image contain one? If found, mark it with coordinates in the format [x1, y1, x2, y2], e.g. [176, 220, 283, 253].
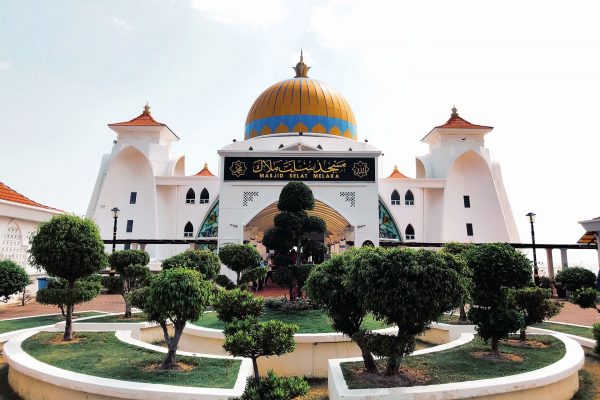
[550, 300, 600, 326]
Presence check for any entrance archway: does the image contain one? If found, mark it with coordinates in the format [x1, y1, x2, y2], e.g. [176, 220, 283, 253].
[244, 200, 352, 247]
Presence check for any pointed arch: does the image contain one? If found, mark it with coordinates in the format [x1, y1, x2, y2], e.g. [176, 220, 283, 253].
[184, 221, 194, 238]
[186, 188, 195, 204]
[199, 188, 210, 204]
[198, 200, 219, 238]
[391, 189, 400, 205]
[405, 224, 415, 240]
[379, 199, 402, 241]
[405, 190, 415, 206]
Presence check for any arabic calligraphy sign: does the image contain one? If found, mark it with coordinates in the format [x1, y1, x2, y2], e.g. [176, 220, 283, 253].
[224, 157, 376, 182]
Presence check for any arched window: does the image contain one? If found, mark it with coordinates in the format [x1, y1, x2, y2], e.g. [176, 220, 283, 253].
[391, 190, 400, 205]
[199, 188, 210, 204]
[405, 190, 414, 206]
[184, 222, 194, 238]
[0, 223, 27, 266]
[186, 188, 195, 204]
[405, 224, 415, 240]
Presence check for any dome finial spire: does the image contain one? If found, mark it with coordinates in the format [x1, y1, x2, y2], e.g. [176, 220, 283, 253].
[451, 105, 458, 117]
[293, 49, 310, 78]
[143, 102, 151, 115]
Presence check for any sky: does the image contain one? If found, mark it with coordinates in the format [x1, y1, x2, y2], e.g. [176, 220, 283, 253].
[1, 0, 599, 268]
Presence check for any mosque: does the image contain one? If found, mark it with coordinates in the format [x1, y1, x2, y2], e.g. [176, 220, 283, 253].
[86, 54, 520, 260]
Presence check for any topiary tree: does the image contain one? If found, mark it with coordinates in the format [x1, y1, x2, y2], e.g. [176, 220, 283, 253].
[215, 288, 298, 381]
[130, 268, 212, 369]
[161, 249, 220, 280]
[36, 276, 101, 317]
[262, 182, 326, 299]
[0, 260, 31, 303]
[510, 286, 563, 340]
[108, 250, 151, 318]
[555, 267, 596, 294]
[29, 214, 108, 341]
[441, 242, 473, 322]
[465, 243, 532, 353]
[305, 250, 377, 372]
[218, 244, 263, 286]
[346, 247, 462, 376]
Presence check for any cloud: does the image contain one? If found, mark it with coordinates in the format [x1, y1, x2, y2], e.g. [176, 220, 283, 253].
[190, 0, 288, 29]
[0, 61, 11, 71]
[110, 17, 133, 31]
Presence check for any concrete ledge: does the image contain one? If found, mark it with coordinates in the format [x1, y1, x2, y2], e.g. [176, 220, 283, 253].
[328, 333, 584, 400]
[3, 329, 252, 400]
[529, 326, 596, 351]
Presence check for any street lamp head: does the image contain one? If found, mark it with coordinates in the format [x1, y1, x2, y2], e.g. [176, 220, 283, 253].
[526, 212, 536, 223]
[111, 207, 120, 218]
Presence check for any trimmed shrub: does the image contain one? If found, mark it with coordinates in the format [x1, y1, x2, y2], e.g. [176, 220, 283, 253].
[572, 287, 599, 310]
[215, 274, 236, 290]
[263, 296, 317, 311]
[234, 371, 308, 400]
[101, 275, 123, 294]
[593, 323, 600, 355]
[555, 267, 596, 293]
[219, 244, 263, 286]
[538, 276, 553, 289]
[510, 286, 563, 340]
[161, 249, 220, 280]
[213, 288, 263, 323]
[0, 260, 31, 303]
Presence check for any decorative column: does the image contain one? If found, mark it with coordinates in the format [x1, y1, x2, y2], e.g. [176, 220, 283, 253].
[545, 248, 555, 279]
[560, 248, 568, 269]
[596, 233, 600, 269]
[139, 243, 146, 251]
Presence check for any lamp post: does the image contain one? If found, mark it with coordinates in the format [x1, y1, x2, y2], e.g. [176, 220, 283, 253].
[111, 207, 120, 253]
[526, 212, 539, 285]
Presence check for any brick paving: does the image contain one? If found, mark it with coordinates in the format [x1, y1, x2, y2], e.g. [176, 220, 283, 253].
[550, 300, 600, 326]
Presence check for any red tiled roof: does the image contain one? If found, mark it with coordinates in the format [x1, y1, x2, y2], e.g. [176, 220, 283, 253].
[0, 182, 60, 211]
[108, 104, 166, 127]
[435, 107, 492, 130]
[388, 165, 410, 179]
[194, 163, 215, 177]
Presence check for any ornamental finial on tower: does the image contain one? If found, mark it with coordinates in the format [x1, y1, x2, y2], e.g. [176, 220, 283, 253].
[293, 49, 310, 78]
[143, 102, 151, 115]
[451, 105, 458, 117]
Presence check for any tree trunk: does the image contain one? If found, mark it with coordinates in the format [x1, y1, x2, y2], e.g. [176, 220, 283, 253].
[124, 298, 132, 319]
[459, 305, 468, 322]
[123, 280, 132, 319]
[491, 337, 499, 353]
[64, 303, 74, 341]
[519, 328, 527, 341]
[359, 345, 378, 373]
[160, 321, 184, 369]
[236, 272, 241, 286]
[385, 356, 400, 376]
[252, 357, 260, 382]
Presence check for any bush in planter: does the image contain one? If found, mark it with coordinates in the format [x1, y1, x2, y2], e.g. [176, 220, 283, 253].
[538, 276, 553, 289]
[572, 287, 600, 312]
[29, 215, 108, 341]
[218, 244, 264, 286]
[215, 288, 298, 381]
[0, 260, 31, 303]
[346, 247, 462, 376]
[465, 243, 532, 353]
[101, 275, 123, 294]
[234, 370, 308, 400]
[554, 267, 596, 293]
[510, 286, 563, 340]
[593, 323, 600, 355]
[130, 268, 212, 369]
[306, 250, 378, 372]
[161, 249, 220, 281]
[108, 250, 151, 318]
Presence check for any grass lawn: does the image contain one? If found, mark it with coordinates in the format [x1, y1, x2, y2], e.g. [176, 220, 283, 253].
[533, 322, 594, 339]
[341, 335, 565, 389]
[192, 309, 389, 334]
[0, 312, 103, 334]
[22, 332, 241, 388]
[82, 312, 148, 323]
[573, 355, 600, 400]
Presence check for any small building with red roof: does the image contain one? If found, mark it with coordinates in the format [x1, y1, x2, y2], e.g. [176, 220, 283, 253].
[0, 182, 63, 301]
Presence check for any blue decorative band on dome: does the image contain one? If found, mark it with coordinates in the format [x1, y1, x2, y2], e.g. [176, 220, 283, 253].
[245, 114, 357, 140]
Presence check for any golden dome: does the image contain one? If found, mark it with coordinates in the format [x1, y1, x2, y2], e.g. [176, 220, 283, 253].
[244, 54, 357, 140]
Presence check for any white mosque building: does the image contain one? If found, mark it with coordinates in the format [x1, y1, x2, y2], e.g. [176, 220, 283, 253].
[86, 55, 520, 260]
